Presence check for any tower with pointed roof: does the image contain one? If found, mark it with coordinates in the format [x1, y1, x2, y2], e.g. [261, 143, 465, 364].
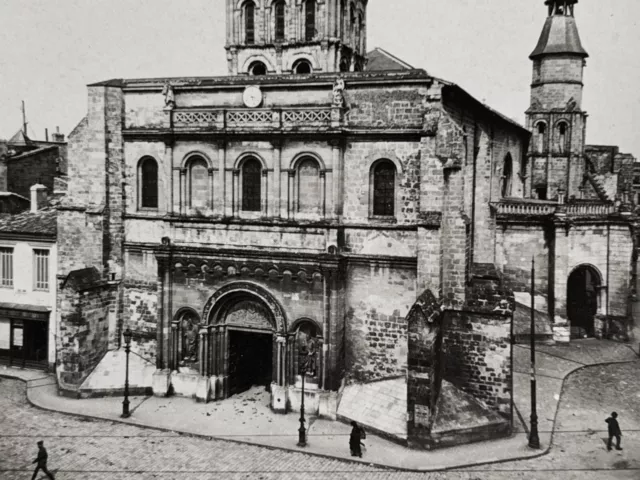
[526, 0, 589, 201]
[225, 0, 368, 76]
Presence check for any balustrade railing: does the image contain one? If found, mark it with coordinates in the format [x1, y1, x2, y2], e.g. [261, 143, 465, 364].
[493, 201, 616, 218]
[171, 106, 336, 130]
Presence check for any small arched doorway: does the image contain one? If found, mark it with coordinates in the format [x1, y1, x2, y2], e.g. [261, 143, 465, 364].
[567, 265, 601, 338]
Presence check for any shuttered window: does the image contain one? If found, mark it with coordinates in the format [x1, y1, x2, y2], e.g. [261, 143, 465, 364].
[34, 249, 49, 291]
[0, 248, 14, 288]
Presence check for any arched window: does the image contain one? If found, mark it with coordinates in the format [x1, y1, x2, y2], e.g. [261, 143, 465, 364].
[350, 5, 356, 45]
[372, 160, 396, 216]
[535, 122, 547, 153]
[305, 0, 316, 41]
[274, 0, 286, 41]
[188, 156, 209, 210]
[297, 158, 321, 214]
[293, 59, 312, 74]
[339, 57, 350, 72]
[555, 121, 569, 154]
[242, 158, 262, 212]
[502, 154, 513, 198]
[245, 2, 256, 44]
[139, 157, 158, 209]
[249, 61, 267, 75]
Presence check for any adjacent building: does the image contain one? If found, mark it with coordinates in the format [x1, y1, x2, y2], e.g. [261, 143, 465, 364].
[0, 186, 57, 370]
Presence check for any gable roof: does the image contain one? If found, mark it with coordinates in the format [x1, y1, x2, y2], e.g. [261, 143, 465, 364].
[0, 207, 56, 237]
[366, 47, 414, 71]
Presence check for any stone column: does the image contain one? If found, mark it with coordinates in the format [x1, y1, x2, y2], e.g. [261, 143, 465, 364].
[170, 321, 179, 371]
[330, 139, 342, 218]
[164, 142, 174, 214]
[271, 140, 282, 218]
[217, 141, 226, 216]
[271, 335, 289, 413]
[232, 170, 240, 217]
[262, 170, 269, 216]
[179, 168, 187, 214]
[553, 216, 571, 343]
[288, 171, 295, 219]
[196, 326, 211, 403]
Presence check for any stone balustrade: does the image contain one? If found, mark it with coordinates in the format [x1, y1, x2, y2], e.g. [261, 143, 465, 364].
[492, 201, 617, 218]
[172, 106, 338, 131]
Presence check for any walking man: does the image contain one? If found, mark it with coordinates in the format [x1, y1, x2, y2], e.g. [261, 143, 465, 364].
[605, 412, 623, 451]
[349, 421, 366, 458]
[31, 440, 55, 479]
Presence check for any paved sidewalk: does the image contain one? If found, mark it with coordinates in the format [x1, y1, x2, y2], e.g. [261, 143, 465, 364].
[1, 339, 637, 472]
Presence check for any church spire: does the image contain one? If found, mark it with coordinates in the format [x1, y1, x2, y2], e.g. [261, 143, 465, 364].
[531, 0, 587, 60]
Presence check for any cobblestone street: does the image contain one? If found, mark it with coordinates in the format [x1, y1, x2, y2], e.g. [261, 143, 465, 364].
[1, 359, 639, 479]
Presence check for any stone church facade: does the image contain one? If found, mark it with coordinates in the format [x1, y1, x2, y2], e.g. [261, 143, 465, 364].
[54, 0, 635, 448]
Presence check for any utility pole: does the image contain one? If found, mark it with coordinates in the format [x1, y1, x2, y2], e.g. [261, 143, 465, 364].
[22, 101, 28, 137]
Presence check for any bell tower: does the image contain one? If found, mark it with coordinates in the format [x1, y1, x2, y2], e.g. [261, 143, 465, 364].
[525, 0, 589, 201]
[225, 0, 368, 76]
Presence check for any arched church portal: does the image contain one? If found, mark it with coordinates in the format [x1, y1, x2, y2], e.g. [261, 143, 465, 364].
[201, 283, 290, 402]
[567, 265, 601, 338]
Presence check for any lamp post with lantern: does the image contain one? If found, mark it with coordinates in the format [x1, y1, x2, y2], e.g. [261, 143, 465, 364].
[121, 327, 132, 418]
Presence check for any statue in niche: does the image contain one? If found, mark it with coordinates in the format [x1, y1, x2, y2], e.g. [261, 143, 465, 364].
[298, 333, 318, 377]
[162, 82, 175, 110]
[180, 315, 199, 364]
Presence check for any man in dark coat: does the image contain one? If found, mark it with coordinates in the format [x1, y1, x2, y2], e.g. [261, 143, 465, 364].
[605, 412, 623, 451]
[349, 421, 365, 457]
[31, 440, 55, 479]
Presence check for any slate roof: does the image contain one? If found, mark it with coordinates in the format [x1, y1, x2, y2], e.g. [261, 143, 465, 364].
[0, 207, 57, 237]
[530, 15, 588, 59]
[366, 48, 414, 71]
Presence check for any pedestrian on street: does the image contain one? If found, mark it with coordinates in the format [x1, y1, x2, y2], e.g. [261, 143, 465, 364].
[605, 411, 623, 451]
[349, 421, 366, 458]
[31, 440, 55, 480]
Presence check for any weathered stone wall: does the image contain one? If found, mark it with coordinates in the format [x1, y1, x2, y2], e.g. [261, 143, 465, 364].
[344, 264, 415, 382]
[342, 140, 421, 224]
[442, 311, 512, 416]
[347, 86, 425, 128]
[496, 225, 550, 295]
[57, 284, 115, 390]
[6, 148, 59, 199]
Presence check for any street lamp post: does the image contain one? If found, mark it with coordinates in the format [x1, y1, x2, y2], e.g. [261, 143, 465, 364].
[121, 327, 132, 419]
[297, 354, 307, 447]
[528, 258, 540, 449]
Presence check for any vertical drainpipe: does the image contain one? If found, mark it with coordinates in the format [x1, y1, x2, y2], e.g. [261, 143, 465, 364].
[470, 122, 477, 267]
[606, 224, 611, 337]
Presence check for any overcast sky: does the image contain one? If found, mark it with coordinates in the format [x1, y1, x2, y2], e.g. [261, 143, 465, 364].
[0, 0, 638, 155]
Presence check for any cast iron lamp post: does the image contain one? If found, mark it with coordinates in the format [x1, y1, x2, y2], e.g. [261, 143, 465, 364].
[528, 258, 540, 449]
[121, 327, 132, 419]
[297, 352, 308, 447]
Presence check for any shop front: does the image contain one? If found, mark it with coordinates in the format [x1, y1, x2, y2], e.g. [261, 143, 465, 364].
[0, 303, 51, 370]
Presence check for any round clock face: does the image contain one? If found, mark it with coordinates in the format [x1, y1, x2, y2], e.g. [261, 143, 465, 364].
[243, 86, 263, 108]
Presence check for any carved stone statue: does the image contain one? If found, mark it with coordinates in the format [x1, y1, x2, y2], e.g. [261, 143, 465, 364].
[162, 82, 175, 110]
[332, 79, 346, 108]
[306, 337, 317, 377]
[181, 317, 198, 363]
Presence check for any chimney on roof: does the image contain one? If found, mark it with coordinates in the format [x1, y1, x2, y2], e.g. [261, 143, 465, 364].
[52, 126, 64, 143]
[30, 183, 48, 212]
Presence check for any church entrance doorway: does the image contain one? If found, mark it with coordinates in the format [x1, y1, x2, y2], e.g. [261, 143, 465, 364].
[567, 265, 600, 338]
[228, 330, 273, 396]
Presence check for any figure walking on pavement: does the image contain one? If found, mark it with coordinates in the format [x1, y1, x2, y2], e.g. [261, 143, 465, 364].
[349, 421, 366, 458]
[31, 440, 55, 479]
[605, 412, 623, 451]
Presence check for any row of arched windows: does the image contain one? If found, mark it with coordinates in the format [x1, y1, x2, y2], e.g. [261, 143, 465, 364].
[244, 0, 316, 45]
[242, 0, 364, 49]
[138, 156, 398, 218]
[533, 120, 570, 154]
